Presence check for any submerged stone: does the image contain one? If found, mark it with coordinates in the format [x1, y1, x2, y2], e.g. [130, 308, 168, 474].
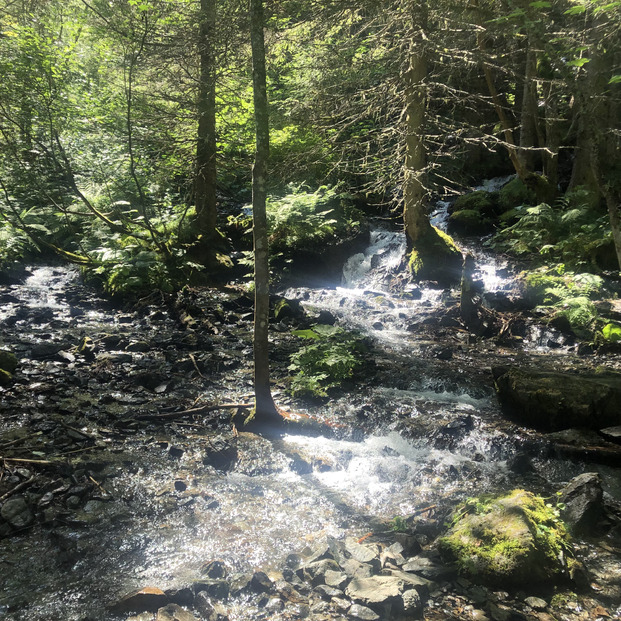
[0, 495, 34, 529]
[110, 586, 168, 613]
[156, 603, 198, 621]
[438, 490, 571, 587]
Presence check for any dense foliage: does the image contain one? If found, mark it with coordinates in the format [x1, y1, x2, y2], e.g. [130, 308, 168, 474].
[0, 0, 619, 293]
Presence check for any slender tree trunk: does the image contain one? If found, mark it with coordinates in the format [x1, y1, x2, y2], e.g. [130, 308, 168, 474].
[403, 0, 431, 247]
[250, 0, 278, 421]
[195, 0, 218, 242]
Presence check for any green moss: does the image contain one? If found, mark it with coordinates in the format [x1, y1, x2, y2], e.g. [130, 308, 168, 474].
[453, 191, 496, 215]
[439, 490, 571, 586]
[498, 178, 537, 212]
[0, 350, 18, 374]
[0, 368, 13, 386]
[408, 226, 462, 283]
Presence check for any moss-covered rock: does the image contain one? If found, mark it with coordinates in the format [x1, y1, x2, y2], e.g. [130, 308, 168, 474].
[448, 209, 494, 235]
[0, 350, 18, 374]
[492, 366, 621, 431]
[0, 350, 17, 385]
[407, 226, 462, 284]
[438, 490, 571, 587]
[452, 191, 498, 217]
[498, 178, 537, 212]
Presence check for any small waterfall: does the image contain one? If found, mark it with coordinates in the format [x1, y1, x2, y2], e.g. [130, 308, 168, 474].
[342, 228, 406, 290]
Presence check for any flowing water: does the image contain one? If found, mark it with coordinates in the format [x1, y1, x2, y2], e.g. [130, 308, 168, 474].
[0, 209, 619, 620]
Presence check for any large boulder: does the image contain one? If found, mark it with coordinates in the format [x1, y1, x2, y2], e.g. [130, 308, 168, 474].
[438, 490, 571, 587]
[493, 367, 621, 431]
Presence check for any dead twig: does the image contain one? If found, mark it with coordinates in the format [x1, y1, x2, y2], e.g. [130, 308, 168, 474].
[0, 433, 42, 450]
[137, 402, 252, 421]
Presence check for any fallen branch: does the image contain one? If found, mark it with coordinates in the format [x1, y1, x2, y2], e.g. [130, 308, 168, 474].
[137, 402, 251, 421]
[1, 457, 53, 465]
[0, 476, 36, 502]
[0, 433, 42, 450]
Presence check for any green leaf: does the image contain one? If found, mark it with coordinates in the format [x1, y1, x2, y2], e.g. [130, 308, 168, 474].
[529, 1, 551, 8]
[292, 329, 321, 340]
[565, 5, 587, 15]
[609, 75, 621, 84]
[602, 323, 621, 342]
[566, 58, 590, 67]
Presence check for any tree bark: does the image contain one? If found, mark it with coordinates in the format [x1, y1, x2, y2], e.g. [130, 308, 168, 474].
[195, 0, 218, 242]
[403, 0, 431, 247]
[250, 0, 279, 421]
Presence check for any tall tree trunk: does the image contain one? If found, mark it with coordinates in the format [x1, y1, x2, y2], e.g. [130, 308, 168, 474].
[195, 0, 218, 242]
[250, 0, 279, 421]
[519, 41, 539, 173]
[403, 0, 431, 247]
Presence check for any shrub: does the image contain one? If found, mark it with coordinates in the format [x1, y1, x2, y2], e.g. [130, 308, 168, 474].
[288, 324, 367, 398]
[498, 177, 536, 212]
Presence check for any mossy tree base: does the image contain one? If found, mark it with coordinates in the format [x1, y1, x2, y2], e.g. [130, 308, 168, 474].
[407, 226, 462, 284]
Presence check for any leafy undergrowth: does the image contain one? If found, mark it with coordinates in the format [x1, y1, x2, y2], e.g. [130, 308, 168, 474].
[490, 188, 615, 272]
[521, 265, 620, 341]
[287, 324, 368, 398]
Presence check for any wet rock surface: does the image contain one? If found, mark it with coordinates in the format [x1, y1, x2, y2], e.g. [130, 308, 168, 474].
[0, 260, 620, 621]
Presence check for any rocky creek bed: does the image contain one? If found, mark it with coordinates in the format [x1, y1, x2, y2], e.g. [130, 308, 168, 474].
[1, 248, 621, 621]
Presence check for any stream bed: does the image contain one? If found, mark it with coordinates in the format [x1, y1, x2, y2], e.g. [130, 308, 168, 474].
[1, 226, 621, 621]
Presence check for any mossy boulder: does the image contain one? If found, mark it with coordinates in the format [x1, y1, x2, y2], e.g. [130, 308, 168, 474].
[452, 191, 497, 217]
[448, 209, 494, 235]
[407, 226, 462, 284]
[493, 366, 621, 431]
[438, 490, 571, 587]
[0, 350, 17, 386]
[498, 178, 537, 212]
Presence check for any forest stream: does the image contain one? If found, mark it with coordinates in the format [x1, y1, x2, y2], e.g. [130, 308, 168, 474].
[1, 218, 621, 621]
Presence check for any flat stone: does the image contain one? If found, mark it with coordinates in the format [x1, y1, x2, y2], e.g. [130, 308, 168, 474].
[346, 575, 403, 606]
[345, 538, 378, 563]
[348, 603, 380, 620]
[156, 603, 198, 621]
[110, 587, 168, 613]
[600, 425, 621, 443]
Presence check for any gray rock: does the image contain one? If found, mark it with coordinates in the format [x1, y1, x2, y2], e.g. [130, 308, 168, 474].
[325, 569, 348, 589]
[156, 603, 198, 621]
[313, 584, 343, 600]
[1, 495, 34, 529]
[297, 559, 341, 586]
[341, 558, 375, 580]
[250, 570, 273, 593]
[348, 603, 380, 620]
[559, 472, 605, 535]
[524, 596, 547, 610]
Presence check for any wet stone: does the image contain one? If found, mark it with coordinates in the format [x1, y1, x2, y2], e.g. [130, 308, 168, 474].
[165, 587, 194, 607]
[348, 603, 380, 620]
[250, 570, 273, 593]
[156, 603, 197, 621]
[110, 587, 168, 613]
[0, 495, 34, 529]
[325, 569, 348, 589]
[200, 560, 228, 579]
[191, 579, 229, 600]
[344, 539, 378, 564]
[194, 591, 229, 621]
